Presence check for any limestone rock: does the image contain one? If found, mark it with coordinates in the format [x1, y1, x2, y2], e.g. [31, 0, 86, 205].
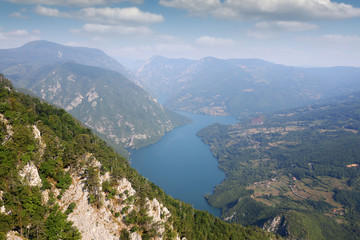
[41, 189, 50, 205]
[49, 156, 182, 240]
[116, 178, 136, 197]
[0, 191, 5, 214]
[0, 113, 13, 145]
[146, 198, 171, 223]
[130, 232, 142, 240]
[32, 125, 46, 156]
[18, 162, 42, 187]
[262, 214, 288, 237]
[60, 175, 121, 240]
[6, 231, 27, 240]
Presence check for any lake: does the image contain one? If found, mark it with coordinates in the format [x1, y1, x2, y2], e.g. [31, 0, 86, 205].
[130, 111, 237, 216]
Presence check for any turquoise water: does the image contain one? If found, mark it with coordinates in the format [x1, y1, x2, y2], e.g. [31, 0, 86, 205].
[130, 112, 237, 216]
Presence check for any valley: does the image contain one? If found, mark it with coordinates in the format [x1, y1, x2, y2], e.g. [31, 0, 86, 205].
[1, 40, 360, 240]
[3, 0, 360, 239]
[130, 111, 237, 216]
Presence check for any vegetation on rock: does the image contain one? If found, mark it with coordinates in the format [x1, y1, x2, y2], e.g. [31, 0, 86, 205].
[0, 74, 276, 239]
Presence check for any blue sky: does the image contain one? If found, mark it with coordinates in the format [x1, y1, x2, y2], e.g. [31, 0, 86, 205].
[1, 0, 360, 67]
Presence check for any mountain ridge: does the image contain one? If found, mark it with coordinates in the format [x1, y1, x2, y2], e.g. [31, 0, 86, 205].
[0, 40, 131, 77]
[135, 55, 360, 116]
[0, 41, 190, 151]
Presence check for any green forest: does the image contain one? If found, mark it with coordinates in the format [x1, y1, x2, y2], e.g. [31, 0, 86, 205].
[0, 74, 277, 239]
[197, 93, 360, 239]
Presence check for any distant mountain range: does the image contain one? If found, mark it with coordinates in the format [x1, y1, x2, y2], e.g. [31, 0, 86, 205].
[0, 40, 132, 78]
[0, 41, 189, 151]
[135, 56, 360, 116]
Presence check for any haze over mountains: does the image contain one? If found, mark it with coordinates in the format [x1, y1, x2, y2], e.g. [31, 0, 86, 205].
[0, 41, 189, 151]
[135, 56, 360, 116]
[2, 40, 360, 239]
[0, 40, 131, 78]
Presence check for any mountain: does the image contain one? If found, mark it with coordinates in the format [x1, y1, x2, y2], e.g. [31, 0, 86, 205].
[0, 40, 132, 78]
[197, 93, 360, 239]
[135, 56, 360, 116]
[0, 41, 189, 150]
[135, 56, 196, 101]
[0, 75, 277, 240]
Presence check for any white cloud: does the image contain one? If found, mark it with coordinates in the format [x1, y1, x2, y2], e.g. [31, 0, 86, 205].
[5, 0, 143, 7]
[246, 30, 276, 39]
[156, 34, 182, 43]
[300, 34, 360, 44]
[34, 6, 164, 24]
[195, 36, 235, 46]
[255, 21, 318, 31]
[160, 0, 360, 21]
[71, 23, 152, 35]
[33, 29, 41, 34]
[9, 12, 27, 18]
[246, 21, 317, 39]
[35, 5, 69, 17]
[159, 0, 220, 14]
[9, 7, 27, 18]
[78, 7, 164, 24]
[0, 29, 40, 48]
[322, 34, 360, 44]
[0, 29, 29, 38]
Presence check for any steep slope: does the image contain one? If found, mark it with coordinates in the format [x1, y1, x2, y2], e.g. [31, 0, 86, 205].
[0, 75, 277, 240]
[0, 42, 189, 150]
[197, 93, 360, 239]
[135, 56, 360, 116]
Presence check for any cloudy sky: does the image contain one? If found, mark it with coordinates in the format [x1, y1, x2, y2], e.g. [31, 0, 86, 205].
[1, 0, 360, 67]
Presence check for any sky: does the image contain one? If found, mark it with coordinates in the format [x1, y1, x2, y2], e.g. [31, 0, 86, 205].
[0, 0, 360, 67]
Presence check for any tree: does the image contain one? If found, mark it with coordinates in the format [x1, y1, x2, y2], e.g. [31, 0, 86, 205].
[45, 206, 81, 240]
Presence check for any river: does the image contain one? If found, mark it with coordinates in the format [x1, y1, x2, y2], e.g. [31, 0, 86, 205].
[130, 111, 237, 216]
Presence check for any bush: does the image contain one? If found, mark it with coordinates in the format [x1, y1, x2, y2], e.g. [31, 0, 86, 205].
[65, 202, 76, 215]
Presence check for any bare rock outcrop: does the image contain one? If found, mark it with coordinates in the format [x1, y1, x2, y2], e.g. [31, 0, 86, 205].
[6, 231, 27, 240]
[262, 214, 288, 237]
[32, 125, 46, 157]
[0, 191, 6, 214]
[18, 161, 42, 187]
[0, 113, 13, 145]
[60, 175, 121, 240]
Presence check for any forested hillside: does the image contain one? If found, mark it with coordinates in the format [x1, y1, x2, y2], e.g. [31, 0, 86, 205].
[0, 74, 277, 239]
[197, 93, 360, 239]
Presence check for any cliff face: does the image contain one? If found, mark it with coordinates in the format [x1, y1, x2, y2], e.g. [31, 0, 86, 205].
[2, 132, 180, 240]
[0, 75, 181, 239]
[56, 161, 177, 240]
[0, 75, 277, 240]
